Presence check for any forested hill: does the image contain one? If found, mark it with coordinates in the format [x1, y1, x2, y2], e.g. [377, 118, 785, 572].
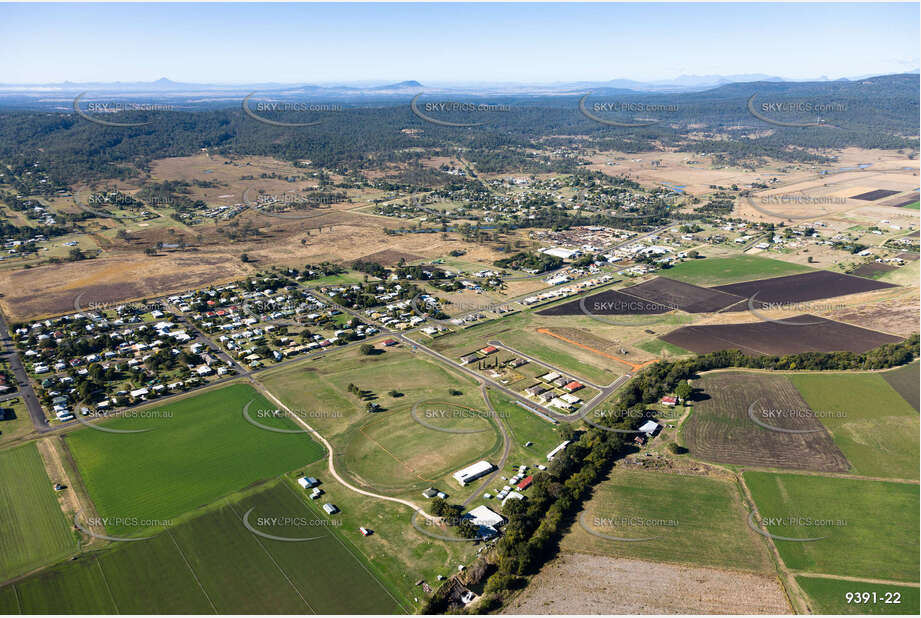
[0, 73, 916, 185]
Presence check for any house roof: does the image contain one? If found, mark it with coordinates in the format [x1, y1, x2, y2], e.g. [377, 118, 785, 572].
[467, 505, 504, 528]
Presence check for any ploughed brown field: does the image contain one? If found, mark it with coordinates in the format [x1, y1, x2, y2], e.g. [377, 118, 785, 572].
[620, 277, 747, 313]
[538, 288, 673, 317]
[849, 262, 897, 278]
[713, 270, 896, 305]
[884, 190, 921, 207]
[849, 189, 900, 201]
[537, 276, 745, 316]
[659, 315, 902, 356]
[683, 372, 850, 472]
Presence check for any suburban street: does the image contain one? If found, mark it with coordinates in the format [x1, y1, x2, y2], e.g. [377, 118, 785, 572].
[0, 309, 50, 432]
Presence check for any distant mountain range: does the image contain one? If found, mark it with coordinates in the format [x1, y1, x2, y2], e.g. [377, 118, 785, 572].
[1, 71, 918, 99]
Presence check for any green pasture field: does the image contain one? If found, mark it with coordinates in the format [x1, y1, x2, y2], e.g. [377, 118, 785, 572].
[744, 471, 919, 582]
[0, 443, 78, 581]
[662, 254, 814, 286]
[796, 576, 920, 615]
[65, 383, 324, 537]
[789, 373, 919, 479]
[0, 482, 405, 614]
[561, 468, 773, 573]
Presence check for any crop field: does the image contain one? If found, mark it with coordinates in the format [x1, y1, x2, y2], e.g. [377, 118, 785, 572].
[661, 255, 814, 286]
[789, 373, 919, 479]
[0, 444, 78, 581]
[0, 482, 405, 614]
[881, 362, 920, 411]
[562, 468, 773, 573]
[796, 576, 920, 615]
[682, 372, 849, 472]
[65, 383, 324, 538]
[660, 315, 902, 356]
[714, 270, 896, 304]
[744, 471, 919, 582]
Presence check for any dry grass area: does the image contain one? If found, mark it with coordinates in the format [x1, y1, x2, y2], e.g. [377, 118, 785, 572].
[502, 553, 791, 615]
[583, 150, 782, 196]
[0, 252, 251, 320]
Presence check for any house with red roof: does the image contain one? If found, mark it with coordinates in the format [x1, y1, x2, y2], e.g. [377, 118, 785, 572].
[563, 381, 583, 392]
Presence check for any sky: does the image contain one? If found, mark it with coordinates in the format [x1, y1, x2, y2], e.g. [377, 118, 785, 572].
[0, 2, 918, 84]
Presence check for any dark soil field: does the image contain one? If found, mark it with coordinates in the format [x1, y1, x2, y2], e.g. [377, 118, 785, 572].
[881, 363, 920, 411]
[884, 190, 921, 207]
[849, 189, 899, 201]
[538, 288, 674, 316]
[538, 277, 746, 316]
[621, 277, 746, 313]
[683, 372, 850, 472]
[849, 262, 897, 279]
[714, 270, 896, 305]
[660, 315, 902, 356]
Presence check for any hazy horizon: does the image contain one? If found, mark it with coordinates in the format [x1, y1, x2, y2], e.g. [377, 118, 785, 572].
[1, 3, 918, 84]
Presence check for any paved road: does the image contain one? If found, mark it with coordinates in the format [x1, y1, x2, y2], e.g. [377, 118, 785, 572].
[0, 309, 49, 432]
